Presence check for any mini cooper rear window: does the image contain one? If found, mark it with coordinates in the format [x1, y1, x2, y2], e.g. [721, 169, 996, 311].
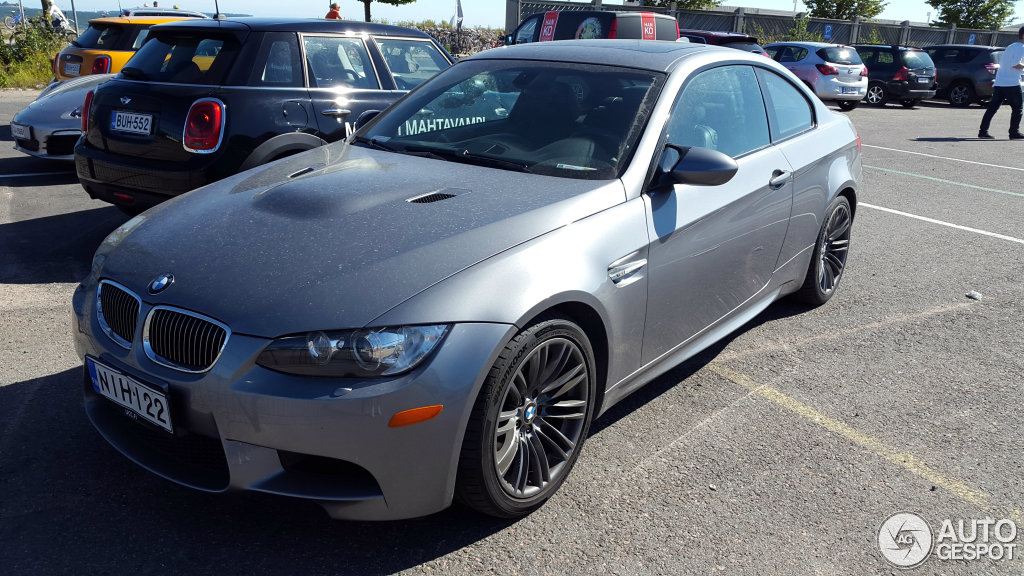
[75, 23, 127, 49]
[120, 31, 242, 85]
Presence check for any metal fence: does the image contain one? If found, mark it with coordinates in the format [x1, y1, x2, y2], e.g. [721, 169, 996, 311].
[511, 0, 1021, 47]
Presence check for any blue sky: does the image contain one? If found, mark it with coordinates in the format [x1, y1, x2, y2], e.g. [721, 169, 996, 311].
[44, 0, 1023, 29]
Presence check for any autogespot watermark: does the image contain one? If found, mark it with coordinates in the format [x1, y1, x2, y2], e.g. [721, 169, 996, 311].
[878, 512, 1019, 569]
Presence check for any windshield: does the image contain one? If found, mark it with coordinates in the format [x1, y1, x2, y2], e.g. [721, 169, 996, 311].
[358, 60, 663, 179]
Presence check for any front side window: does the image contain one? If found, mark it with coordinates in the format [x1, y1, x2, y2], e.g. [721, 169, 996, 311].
[755, 68, 814, 141]
[513, 16, 539, 44]
[359, 60, 662, 179]
[665, 65, 769, 158]
[120, 31, 241, 84]
[373, 37, 451, 90]
[304, 36, 379, 89]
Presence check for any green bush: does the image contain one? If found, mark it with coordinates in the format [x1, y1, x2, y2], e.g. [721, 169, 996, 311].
[0, 17, 69, 88]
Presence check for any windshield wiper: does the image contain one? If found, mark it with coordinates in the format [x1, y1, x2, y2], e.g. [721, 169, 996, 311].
[352, 135, 397, 152]
[120, 66, 147, 80]
[455, 149, 532, 173]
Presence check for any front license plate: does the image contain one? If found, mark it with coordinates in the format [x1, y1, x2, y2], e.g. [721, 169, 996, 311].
[64, 62, 80, 75]
[87, 357, 173, 432]
[840, 87, 857, 94]
[10, 123, 30, 139]
[110, 110, 152, 135]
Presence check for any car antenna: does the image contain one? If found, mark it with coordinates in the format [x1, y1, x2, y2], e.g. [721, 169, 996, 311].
[213, 0, 225, 20]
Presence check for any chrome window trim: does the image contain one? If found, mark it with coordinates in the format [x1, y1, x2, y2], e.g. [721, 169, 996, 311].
[143, 305, 232, 373]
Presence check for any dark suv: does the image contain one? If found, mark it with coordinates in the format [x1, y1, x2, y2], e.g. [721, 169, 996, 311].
[507, 10, 679, 44]
[924, 44, 1002, 106]
[852, 44, 937, 107]
[75, 18, 453, 212]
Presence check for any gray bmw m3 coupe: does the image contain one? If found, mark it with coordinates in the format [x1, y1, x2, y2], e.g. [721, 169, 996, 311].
[73, 40, 861, 520]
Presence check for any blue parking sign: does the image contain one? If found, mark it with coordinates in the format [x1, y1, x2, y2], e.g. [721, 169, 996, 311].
[824, 24, 833, 40]
[969, 33, 976, 45]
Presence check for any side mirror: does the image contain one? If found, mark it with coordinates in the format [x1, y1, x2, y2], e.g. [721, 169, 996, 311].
[353, 109, 382, 132]
[655, 144, 738, 188]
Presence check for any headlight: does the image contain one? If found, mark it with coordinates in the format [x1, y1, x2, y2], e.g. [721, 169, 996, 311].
[256, 325, 449, 377]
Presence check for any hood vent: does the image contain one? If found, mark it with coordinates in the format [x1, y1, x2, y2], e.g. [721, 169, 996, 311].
[406, 188, 469, 204]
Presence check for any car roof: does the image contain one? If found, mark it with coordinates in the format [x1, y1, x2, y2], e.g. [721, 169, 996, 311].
[679, 29, 758, 41]
[766, 41, 854, 48]
[151, 17, 434, 37]
[922, 44, 1001, 50]
[525, 10, 675, 19]
[466, 39, 751, 72]
[852, 44, 925, 51]
[88, 15, 204, 25]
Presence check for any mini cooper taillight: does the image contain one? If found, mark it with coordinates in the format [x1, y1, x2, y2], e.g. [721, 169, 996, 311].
[91, 55, 111, 75]
[82, 89, 94, 132]
[183, 99, 225, 153]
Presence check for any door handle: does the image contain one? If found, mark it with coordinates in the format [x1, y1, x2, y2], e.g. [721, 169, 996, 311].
[321, 108, 352, 117]
[769, 169, 792, 189]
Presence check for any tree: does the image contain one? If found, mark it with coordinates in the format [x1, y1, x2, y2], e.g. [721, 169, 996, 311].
[355, 0, 417, 23]
[802, 0, 886, 20]
[926, 0, 1016, 29]
[645, 0, 722, 9]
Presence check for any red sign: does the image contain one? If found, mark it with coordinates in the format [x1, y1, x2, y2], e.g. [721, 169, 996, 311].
[539, 11, 560, 42]
[640, 12, 656, 40]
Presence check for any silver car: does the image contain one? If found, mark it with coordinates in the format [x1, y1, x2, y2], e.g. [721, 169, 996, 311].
[10, 74, 113, 160]
[73, 41, 861, 520]
[766, 41, 868, 110]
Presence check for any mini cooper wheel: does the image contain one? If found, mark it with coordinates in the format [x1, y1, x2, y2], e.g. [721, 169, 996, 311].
[796, 195, 852, 306]
[456, 317, 597, 518]
[865, 82, 887, 106]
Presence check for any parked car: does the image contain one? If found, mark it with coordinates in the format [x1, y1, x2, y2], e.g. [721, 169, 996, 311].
[507, 10, 679, 44]
[765, 41, 868, 110]
[75, 18, 454, 213]
[924, 44, 1002, 106]
[53, 12, 207, 81]
[678, 29, 768, 56]
[10, 73, 114, 160]
[852, 44, 937, 107]
[73, 40, 860, 521]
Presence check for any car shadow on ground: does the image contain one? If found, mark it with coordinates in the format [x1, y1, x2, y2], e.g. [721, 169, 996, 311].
[0, 155, 78, 188]
[0, 300, 812, 575]
[0, 206, 128, 283]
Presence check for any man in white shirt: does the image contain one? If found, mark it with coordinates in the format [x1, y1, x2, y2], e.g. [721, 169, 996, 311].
[979, 27, 1024, 139]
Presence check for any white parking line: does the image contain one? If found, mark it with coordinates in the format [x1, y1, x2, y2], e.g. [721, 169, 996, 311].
[861, 203, 1024, 245]
[863, 144, 1024, 172]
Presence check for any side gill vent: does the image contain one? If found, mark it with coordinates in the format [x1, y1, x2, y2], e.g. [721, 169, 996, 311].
[406, 188, 469, 204]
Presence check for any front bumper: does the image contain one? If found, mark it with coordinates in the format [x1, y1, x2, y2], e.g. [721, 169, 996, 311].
[72, 281, 514, 520]
[12, 126, 80, 161]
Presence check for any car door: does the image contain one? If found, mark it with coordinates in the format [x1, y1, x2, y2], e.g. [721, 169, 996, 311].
[232, 32, 314, 138]
[640, 64, 794, 364]
[303, 34, 396, 141]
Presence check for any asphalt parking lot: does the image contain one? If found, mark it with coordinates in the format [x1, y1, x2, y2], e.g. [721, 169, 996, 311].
[1, 89, 1022, 575]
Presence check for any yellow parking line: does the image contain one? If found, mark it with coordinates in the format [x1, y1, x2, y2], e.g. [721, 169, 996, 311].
[708, 363, 1021, 525]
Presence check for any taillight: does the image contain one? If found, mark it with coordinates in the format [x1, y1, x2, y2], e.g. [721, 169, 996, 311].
[857, 133, 861, 152]
[816, 63, 839, 75]
[674, 21, 679, 39]
[893, 66, 909, 81]
[81, 90, 94, 132]
[860, 67, 869, 77]
[183, 99, 224, 152]
[608, 19, 617, 39]
[52, 52, 60, 76]
[985, 63, 999, 75]
[92, 55, 111, 75]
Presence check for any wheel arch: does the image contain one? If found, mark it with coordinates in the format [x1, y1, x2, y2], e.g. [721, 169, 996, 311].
[238, 132, 327, 172]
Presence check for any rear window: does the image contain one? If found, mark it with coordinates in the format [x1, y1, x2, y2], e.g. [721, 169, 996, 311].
[120, 31, 242, 85]
[902, 50, 934, 69]
[988, 50, 1004, 64]
[816, 46, 862, 65]
[74, 23, 127, 49]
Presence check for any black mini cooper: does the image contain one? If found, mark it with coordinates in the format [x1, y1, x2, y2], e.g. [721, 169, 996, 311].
[75, 18, 454, 212]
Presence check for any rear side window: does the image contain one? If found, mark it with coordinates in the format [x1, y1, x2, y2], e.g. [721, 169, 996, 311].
[304, 36, 379, 89]
[774, 46, 808, 62]
[989, 50, 1004, 64]
[902, 50, 934, 68]
[374, 38, 451, 90]
[816, 46, 861, 65]
[121, 32, 241, 84]
[75, 24, 126, 49]
[755, 68, 813, 141]
[249, 32, 303, 87]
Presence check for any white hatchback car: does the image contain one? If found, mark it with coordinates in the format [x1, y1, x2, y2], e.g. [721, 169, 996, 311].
[766, 41, 868, 110]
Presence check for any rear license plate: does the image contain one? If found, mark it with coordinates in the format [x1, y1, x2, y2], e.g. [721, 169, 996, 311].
[10, 123, 30, 139]
[111, 110, 152, 135]
[840, 87, 858, 94]
[917, 77, 931, 84]
[64, 62, 80, 75]
[87, 357, 173, 432]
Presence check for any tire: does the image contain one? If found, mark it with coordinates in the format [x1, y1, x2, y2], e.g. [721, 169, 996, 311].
[456, 316, 597, 518]
[795, 195, 853, 306]
[900, 99, 919, 108]
[948, 81, 975, 107]
[3, 16, 14, 30]
[864, 82, 887, 106]
[837, 100, 859, 111]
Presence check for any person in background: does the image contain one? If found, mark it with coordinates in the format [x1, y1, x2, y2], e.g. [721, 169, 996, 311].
[325, 2, 342, 19]
[978, 26, 1024, 140]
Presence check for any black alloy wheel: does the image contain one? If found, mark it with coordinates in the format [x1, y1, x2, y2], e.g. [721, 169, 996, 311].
[796, 195, 853, 306]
